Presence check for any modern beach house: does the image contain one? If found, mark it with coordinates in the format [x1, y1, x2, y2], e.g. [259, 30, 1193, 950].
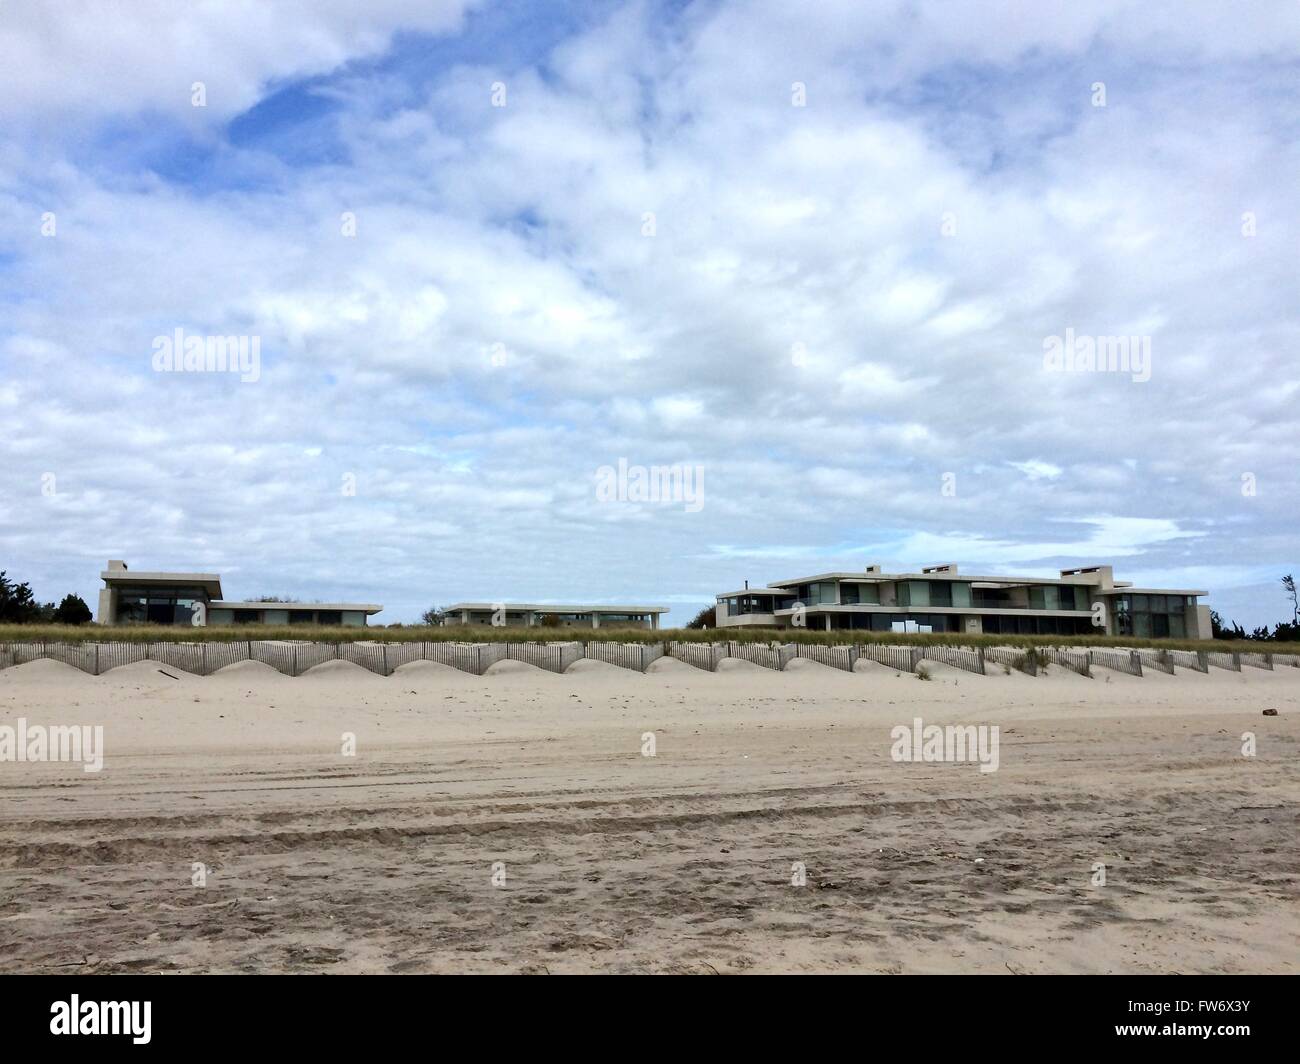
[96, 560, 383, 627]
[443, 602, 666, 629]
[715, 564, 1210, 640]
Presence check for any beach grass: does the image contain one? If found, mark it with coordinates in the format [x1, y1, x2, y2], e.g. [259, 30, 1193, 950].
[1, 622, 1295, 654]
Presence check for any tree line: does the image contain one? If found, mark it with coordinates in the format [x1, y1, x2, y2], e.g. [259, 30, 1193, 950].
[0, 571, 93, 625]
[1211, 574, 1298, 641]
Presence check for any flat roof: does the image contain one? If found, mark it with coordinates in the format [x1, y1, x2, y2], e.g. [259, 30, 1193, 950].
[772, 605, 1091, 616]
[765, 571, 1103, 587]
[446, 602, 668, 614]
[213, 600, 384, 614]
[102, 570, 223, 596]
[1097, 587, 1206, 597]
[727, 571, 1205, 596]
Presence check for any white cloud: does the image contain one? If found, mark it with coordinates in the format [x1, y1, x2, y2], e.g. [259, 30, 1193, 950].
[1009, 460, 1063, 481]
[1, 1, 1297, 627]
[0, 0, 480, 122]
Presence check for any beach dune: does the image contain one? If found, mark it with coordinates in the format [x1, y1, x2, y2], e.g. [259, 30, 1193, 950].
[0, 662, 1296, 973]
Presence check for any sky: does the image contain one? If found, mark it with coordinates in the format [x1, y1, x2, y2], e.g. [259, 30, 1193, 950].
[1, 0, 1297, 628]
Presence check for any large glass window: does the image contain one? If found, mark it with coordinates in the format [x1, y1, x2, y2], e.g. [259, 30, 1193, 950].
[841, 583, 881, 605]
[901, 581, 929, 607]
[112, 585, 209, 626]
[951, 582, 972, 608]
[1111, 594, 1187, 638]
[929, 581, 952, 607]
[115, 597, 147, 623]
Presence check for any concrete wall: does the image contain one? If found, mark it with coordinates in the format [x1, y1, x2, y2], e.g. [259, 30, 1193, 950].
[452, 610, 656, 629]
[717, 612, 776, 628]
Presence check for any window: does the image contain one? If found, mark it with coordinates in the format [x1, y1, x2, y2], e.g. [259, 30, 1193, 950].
[317, 611, 342, 625]
[929, 581, 952, 607]
[951, 582, 971, 608]
[899, 581, 929, 607]
[114, 596, 147, 623]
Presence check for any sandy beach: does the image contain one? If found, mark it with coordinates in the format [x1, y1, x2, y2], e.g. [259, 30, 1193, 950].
[0, 655, 1296, 974]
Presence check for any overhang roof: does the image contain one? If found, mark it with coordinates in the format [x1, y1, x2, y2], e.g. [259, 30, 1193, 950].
[101, 570, 223, 597]
[446, 602, 667, 614]
[212, 600, 383, 614]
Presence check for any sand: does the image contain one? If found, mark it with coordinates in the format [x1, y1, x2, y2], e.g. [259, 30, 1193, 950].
[0, 659, 1297, 973]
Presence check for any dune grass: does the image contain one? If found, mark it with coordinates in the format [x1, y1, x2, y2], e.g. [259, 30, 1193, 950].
[0, 622, 1296, 655]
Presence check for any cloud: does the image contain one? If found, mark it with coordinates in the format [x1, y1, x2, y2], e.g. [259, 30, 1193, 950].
[1008, 460, 1063, 481]
[1, 1, 1297, 627]
[0, 1, 480, 122]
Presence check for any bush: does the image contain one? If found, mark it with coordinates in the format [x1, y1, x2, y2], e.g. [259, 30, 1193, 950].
[52, 594, 92, 626]
[684, 605, 718, 630]
[0, 571, 41, 624]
